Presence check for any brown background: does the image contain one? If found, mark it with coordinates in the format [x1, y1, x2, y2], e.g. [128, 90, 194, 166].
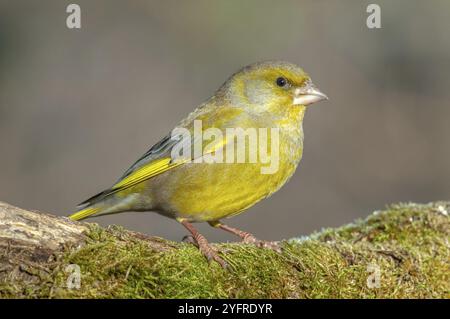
[0, 0, 449, 241]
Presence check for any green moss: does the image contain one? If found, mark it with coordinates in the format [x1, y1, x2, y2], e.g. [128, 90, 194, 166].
[1, 202, 449, 298]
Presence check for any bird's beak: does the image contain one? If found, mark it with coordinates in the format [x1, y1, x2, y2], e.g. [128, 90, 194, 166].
[293, 80, 328, 106]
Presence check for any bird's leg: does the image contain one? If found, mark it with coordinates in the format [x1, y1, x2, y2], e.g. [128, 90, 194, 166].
[178, 219, 228, 269]
[208, 221, 281, 252]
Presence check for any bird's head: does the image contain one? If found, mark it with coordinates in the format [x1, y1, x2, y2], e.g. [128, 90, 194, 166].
[219, 61, 328, 114]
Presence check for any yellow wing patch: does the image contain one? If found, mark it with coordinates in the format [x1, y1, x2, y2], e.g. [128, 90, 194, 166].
[112, 158, 186, 191]
[112, 134, 229, 193]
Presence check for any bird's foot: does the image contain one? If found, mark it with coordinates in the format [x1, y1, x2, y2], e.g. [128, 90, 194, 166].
[182, 235, 228, 269]
[207, 221, 282, 253]
[180, 220, 228, 269]
[201, 244, 228, 269]
[242, 235, 282, 253]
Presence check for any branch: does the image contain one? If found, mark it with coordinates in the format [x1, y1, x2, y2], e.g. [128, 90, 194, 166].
[0, 200, 448, 298]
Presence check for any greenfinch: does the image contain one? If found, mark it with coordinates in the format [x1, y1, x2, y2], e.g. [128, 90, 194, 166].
[70, 61, 327, 267]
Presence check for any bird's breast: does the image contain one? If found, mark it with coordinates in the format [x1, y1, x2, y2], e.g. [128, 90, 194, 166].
[149, 121, 304, 222]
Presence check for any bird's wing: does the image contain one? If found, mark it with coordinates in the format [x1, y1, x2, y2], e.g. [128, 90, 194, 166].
[118, 133, 182, 180]
[76, 134, 180, 207]
[77, 107, 243, 208]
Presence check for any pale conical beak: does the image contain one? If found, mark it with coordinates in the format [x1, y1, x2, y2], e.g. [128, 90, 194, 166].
[293, 81, 328, 106]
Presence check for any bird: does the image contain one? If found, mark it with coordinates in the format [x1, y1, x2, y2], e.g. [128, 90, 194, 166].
[69, 61, 328, 268]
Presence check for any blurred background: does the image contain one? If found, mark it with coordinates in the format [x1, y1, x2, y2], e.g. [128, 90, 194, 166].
[0, 0, 449, 241]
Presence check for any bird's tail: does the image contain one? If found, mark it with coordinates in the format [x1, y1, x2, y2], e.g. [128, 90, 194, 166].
[69, 206, 102, 221]
[69, 188, 113, 221]
[69, 189, 131, 221]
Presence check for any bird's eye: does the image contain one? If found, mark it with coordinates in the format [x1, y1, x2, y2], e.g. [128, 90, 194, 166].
[276, 77, 288, 87]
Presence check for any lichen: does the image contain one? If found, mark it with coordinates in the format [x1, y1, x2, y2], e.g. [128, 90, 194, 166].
[1, 202, 449, 298]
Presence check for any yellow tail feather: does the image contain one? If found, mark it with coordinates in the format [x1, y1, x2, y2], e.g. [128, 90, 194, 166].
[69, 207, 101, 221]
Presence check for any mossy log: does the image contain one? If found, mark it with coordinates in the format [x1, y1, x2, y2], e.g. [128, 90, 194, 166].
[0, 200, 448, 298]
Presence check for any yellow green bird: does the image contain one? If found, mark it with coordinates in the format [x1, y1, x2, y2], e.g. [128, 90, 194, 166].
[69, 61, 328, 267]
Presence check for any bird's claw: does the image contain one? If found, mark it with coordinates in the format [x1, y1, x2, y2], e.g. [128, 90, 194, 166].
[200, 244, 228, 269]
[183, 235, 228, 269]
